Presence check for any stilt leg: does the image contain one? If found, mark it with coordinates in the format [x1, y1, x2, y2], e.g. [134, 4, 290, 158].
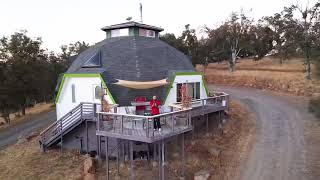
[181, 133, 185, 179]
[147, 143, 150, 161]
[158, 142, 161, 180]
[106, 137, 109, 180]
[130, 141, 134, 180]
[86, 120, 89, 153]
[192, 118, 194, 139]
[153, 143, 157, 161]
[206, 114, 209, 134]
[60, 120, 63, 153]
[117, 139, 120, 175]
[161, 140, 165, 180]
[98, 136, 101, 159]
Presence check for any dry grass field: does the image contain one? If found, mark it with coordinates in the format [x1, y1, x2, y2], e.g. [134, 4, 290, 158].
[198, 57, 320, 97]
[0, 135, 84, 180]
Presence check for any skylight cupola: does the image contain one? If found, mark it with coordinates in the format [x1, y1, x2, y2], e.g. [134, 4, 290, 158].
[101, 21, 164, 38]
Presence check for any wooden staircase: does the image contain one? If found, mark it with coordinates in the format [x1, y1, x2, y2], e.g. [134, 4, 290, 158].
[39, 102, 94, 150]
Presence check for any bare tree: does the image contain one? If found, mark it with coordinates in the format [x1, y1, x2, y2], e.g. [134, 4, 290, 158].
[296, 1, 320, 79]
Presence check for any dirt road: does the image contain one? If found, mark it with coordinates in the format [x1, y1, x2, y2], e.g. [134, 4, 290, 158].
[0, 110, 56, 150]
[212, 86, 319, 180]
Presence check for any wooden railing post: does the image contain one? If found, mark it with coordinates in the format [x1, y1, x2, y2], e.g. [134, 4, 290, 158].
[146, 118, 149, 138]
[172, 114, 174, 132]
[97, 113, 100, 131]
[60, 119, 63, 153]
[152, 118, 155, 138]
[121, 115, 124, 134]
[202, 99, 205, 116]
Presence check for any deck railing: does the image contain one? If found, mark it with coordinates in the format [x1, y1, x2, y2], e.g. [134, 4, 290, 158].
[97, 108, 192, 141]
[40, 102, 94, 148]
[171, 92, 229, 110]
[96, 92, 229, 141]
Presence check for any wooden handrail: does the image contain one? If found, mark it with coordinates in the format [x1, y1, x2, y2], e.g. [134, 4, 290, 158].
[40, 102, 94, 147]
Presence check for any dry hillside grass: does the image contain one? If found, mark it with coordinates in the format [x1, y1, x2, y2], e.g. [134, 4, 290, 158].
[0, 136, 84, 180]
[197, 57, 320, 96]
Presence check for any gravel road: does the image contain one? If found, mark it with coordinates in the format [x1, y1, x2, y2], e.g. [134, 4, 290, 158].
[212, 86, 318, 180]
[0, 110, 56, 150]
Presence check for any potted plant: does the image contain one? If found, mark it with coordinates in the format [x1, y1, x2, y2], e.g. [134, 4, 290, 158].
[101, 89, 113, 130]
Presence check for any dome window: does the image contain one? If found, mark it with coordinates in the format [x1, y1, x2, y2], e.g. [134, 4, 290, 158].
[81, 51, 102, 68]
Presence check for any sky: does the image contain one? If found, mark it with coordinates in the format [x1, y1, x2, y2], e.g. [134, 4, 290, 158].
[0, 0, 315, 52]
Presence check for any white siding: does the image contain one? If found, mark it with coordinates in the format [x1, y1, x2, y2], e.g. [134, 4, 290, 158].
[164, 75, 208, 105]
[56, 77, 114, 120]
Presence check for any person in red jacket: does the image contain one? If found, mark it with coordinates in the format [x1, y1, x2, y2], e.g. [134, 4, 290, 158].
[150, 95, 161, 131]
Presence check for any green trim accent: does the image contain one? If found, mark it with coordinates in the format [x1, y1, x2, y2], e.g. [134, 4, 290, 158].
[202, 75, 209, 96]
[98, 75, 116, 104]
[164, 75, 176, 104]
[55, 73, 116, 104]
[174, 72, 203, 76]
[164, 72, 209, 104]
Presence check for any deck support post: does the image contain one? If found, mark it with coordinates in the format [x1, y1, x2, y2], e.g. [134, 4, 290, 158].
[117, 139, 120, 175]
[60, 120, 63, 153]
[181, 133, 185, 179]
[98, 136, 101, 159]
[130, 141, 134, 180]
[192, 118, 194, 140]
[219, 110, 222, 127]
[121, 140, 125, 163]
[86, 120, 89, 153]
[97, 113, 101, 159]
[158, 142, 161, 180]
[105, 137, 109, 180]
[161, 140, 165, 180]
[153, 143, 157, 161]
[147, 143, 150, 162]
[206, 114, 209, 134]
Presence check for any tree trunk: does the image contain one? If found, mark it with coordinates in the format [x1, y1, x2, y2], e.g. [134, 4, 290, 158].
[306, 58, 312, 80]
[21, 105, 26, 116]
[2, 110, 10, 124]
[279, 57, 284, 64]
[4, 115, 10, 124]
[230, 50, 236, 72]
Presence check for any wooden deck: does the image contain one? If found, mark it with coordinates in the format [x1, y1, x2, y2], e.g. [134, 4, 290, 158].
[97, 125, 192, 143]
[96, 94, 229, 143]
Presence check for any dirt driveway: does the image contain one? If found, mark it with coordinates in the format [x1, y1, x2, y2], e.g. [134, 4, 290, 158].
[212, 86, 320, 180]
[0, 110, 56, 150]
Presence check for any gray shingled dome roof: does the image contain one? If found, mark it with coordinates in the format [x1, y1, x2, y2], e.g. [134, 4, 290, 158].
[66, 36, 195, 105]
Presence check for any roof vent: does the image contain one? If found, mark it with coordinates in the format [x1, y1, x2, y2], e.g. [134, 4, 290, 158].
[81, 51, 102, 68]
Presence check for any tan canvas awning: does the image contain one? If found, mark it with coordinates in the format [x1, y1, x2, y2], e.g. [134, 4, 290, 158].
[114, 79, 169, 89]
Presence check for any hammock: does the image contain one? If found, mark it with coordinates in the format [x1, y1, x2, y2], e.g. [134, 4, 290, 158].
[114, 79, 169, 89]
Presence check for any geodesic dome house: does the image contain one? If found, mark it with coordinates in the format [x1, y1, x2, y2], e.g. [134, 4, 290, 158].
[55, 21, 209, 119]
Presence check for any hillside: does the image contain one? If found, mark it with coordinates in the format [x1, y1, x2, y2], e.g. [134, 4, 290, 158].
[198, 57, 320, 97]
